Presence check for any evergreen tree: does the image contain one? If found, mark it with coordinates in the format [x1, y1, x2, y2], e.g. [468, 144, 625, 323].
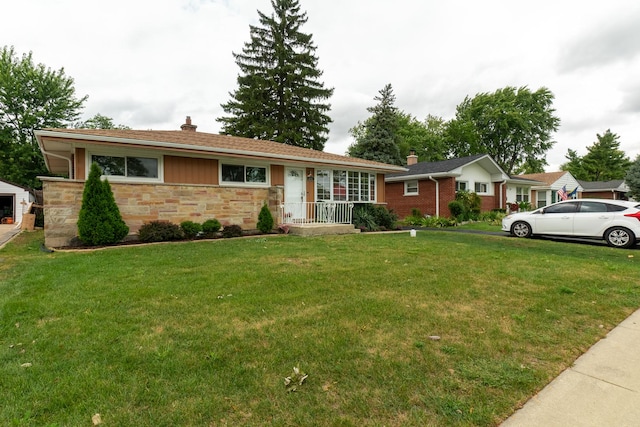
[218, 0, 333, 150]
[624, 155, 640, 200]
[77, 163, 129, 245]
[347, 84, 403, 166]
[257, 203, 275, 233]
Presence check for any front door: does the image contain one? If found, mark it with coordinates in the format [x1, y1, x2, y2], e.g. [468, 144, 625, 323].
[284, 168, 306, 221]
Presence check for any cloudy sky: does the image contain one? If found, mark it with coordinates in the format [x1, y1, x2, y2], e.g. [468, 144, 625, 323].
[4, 0, 640, 171]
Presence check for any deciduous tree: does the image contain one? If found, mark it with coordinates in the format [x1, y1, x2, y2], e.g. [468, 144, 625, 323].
[562, 130, 631, 181]
[446, 86, 560, 175]
[218, 0, 333, 150]
[0, 46, 86, 188]
[74, 113, 130, 130]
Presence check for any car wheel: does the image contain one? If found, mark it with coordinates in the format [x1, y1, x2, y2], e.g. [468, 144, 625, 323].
[511, 221, 532, 238]
[604, 227, 635, 249]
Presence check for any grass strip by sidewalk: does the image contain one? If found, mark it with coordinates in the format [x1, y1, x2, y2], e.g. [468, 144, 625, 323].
[1, 230, 638, 426]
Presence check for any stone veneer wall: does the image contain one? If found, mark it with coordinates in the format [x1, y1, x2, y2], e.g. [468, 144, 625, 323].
[41, 178, 283, 247]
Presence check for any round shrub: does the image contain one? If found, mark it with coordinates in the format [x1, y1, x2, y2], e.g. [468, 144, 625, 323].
[448, 200, 465, 219]
[222, 224, 243, 238]
[180, 221, 202, 239]
[138, 221, 184, 242]
[202, 218, 222, 234]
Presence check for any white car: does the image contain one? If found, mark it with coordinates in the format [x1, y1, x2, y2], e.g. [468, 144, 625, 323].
[502, 199, 640, 248]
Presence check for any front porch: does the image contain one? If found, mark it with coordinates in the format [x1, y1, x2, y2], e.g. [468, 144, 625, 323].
[279, 201, 359, 236]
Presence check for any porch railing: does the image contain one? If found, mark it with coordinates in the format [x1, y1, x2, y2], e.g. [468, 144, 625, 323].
[279, 201, 354, 225]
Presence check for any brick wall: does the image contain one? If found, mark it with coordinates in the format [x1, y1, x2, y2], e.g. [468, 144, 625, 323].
[41, 178, 282, 247]
[385, 177, 457, 218]
[386, 177, 506, 218]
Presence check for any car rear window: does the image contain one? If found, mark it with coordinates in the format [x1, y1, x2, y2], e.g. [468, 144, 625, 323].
[606, 204, 628, 212]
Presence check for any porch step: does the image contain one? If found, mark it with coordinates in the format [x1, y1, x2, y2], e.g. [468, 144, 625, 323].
[287, 224, 361, 237]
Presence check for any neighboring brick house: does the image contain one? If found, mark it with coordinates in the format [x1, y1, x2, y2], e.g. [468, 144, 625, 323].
[515, 171, 582, 208]
[385, 153, 518, 218]
[35, 117, 405, 247]
[577, 180, 630, 200]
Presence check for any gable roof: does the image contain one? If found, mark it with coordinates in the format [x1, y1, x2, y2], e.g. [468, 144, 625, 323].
[578, 179, 629, 192]
[0, 178, 32, 192]
[386, 154, 509, 182]
[516, 171, 568, 186]
[35, 128, 407, 176]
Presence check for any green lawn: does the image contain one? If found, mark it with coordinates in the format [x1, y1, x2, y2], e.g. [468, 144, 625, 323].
[1, 230, 639, 426]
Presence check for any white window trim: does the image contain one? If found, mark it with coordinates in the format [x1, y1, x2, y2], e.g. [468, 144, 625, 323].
[219, 161, 270, 187]
[315, 169, 377, 203]
[456, 181, 468, 192]
[87, 149, 163, 183]
[404, 180, 419, 196]
[474, 182, 490, 194]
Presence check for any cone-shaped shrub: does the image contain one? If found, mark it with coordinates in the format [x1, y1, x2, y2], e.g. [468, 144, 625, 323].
[257, 202, 274, 233]
[77, 163, 129, 245]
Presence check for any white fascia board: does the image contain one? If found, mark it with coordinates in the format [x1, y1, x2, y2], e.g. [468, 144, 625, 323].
[385, 172, 455, 182]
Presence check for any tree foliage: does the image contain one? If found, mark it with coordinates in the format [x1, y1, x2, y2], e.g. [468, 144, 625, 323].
[0, 46, 87, 188]
[624, 155, 640, 200]
[77, 163, 129, 245]
[218, 0, 333, 150]
[561, 130, 631, 181]
[446, 86, 560, 175]
[396, 113, 448, 163]
[74, 113, 130, 130]
[347, 84, 403, 166]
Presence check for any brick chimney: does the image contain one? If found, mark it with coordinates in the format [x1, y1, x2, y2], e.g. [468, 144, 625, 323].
[407, 149, 418, 166]
[180, 116, 197, 132]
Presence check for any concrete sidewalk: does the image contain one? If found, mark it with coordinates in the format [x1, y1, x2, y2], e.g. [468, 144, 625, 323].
[0, 224, 21, 248]
[501, 308, 640, 426]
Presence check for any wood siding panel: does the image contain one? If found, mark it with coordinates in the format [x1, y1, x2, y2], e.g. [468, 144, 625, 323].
[164, 156, 218, 185]
[376, 174, 385, 203]
[75, 147, 86, 180]
[271, 165, 285, 186]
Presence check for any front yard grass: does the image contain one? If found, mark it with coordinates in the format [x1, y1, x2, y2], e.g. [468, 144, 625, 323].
[1, 230, 639, 426]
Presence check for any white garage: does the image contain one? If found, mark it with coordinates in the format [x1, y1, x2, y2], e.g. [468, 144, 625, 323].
[0, 179, 35, 226]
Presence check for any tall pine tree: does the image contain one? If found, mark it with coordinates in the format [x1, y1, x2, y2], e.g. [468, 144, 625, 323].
[218, 0, 333, 150]
[347, 84, 403, 166]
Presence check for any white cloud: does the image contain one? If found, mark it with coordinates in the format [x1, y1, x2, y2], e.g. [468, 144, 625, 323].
[3, 0, 639, 169]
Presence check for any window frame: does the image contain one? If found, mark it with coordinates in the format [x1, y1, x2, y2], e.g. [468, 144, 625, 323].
[456, 181, 468, 192]
[474, 182, 489, 194]
[220, 162, 270, 186]
[405, 180, 419, 196]
[87, 150, 162, 182]
[316, 169, 376, 203]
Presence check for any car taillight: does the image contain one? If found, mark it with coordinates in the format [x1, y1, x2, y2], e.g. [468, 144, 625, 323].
[624, 211, 640, 221]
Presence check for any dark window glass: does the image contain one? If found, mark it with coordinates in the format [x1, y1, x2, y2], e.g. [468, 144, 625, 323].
[127, 157, 158, 178]
[92, 155, 125, 176]
[544, 202, 579, 214]
[221, 164, 244, 182]
[246, 166, 266, 183]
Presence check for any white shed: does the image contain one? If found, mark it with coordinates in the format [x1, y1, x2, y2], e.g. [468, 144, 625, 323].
[0, 179, 35, 226]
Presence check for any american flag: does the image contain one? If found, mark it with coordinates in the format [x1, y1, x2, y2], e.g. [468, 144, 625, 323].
[557, 185, 568, 201]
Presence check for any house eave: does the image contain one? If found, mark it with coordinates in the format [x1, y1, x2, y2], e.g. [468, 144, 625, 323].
[35, 130, 407, 174]
[385, 172, 456, 182]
